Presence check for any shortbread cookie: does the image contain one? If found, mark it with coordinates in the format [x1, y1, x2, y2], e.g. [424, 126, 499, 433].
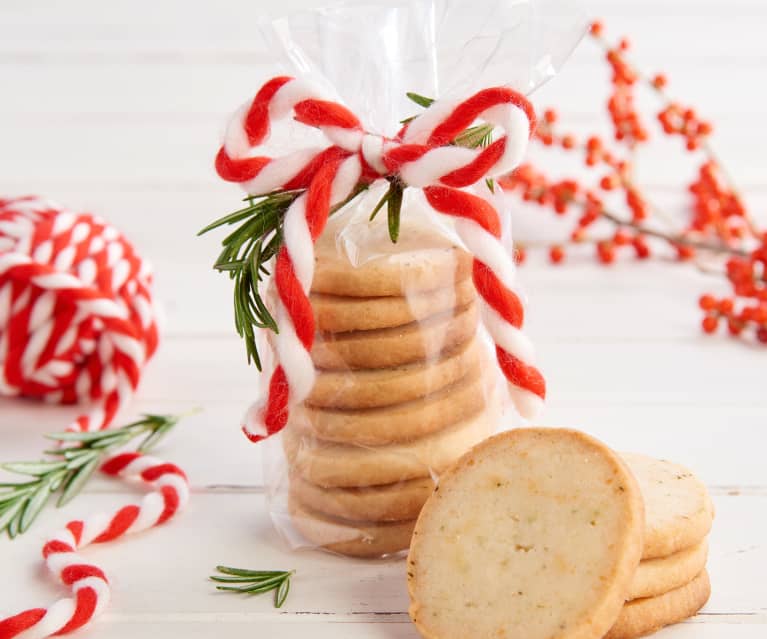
[622, 453, 715, 559]
[606, 570, 710, 639]
[290, 475, 436, 522]
[312, 278, 476, 333]
[312, 222, 472, 297]
[289, 495, 415, 557]
[306, 338, 482, 409]
[283, 403, 497, 487]
[312, 303, 478, 370]
[408, 428, 644, 639]
[294, 370, 488, 446]
[629, 540, 708, 601]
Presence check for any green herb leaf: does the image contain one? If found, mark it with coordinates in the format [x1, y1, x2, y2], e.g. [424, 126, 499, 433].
[19, 476, 56, 533]
[369, 189, 390, 221]
[2, 461, 67, 476]
[215, 566, 286, 578]
[58, 456, 101, 507]
[275, 575, 291, 608]
[0, 499, 25, 536]
[387, 180, 404, 244]
[406, 92, 435, 108]
[454, 123, 495, 149]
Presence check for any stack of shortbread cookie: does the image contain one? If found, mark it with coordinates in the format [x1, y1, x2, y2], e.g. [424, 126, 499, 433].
[608, 453, 715, 639]
[284, 223, 500, 557]
[407, 429, 714, 639]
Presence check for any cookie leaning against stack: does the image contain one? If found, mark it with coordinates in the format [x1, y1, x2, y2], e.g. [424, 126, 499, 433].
[408, 428, 645, 639]
[606, 453, 715, 639]
[285, 222, 500, 558]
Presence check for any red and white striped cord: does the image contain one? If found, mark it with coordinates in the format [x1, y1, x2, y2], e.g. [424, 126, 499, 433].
[0, 196, 159, 433]
[0, 453, 189, 639]
[0, 197, 186, 637]
[215, 76, 546, 442]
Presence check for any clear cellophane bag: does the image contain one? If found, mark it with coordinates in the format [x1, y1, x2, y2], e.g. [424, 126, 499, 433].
[253, 0, 586, 558]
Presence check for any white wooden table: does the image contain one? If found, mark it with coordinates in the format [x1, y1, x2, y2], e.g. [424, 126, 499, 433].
[1, 1, 765, 636]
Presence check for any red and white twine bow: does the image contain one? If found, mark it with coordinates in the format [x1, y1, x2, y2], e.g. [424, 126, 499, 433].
[0, 453, 189, 638]
[216, 76, 546, 443]
[0, 196, 159, 432]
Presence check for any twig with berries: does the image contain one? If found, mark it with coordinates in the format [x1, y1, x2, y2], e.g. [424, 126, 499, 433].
[501, 19, 766, 346]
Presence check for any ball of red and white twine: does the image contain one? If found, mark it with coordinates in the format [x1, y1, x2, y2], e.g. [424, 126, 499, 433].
[0, 196, 158, 429]
[215, 76, 547, 443]
[0, 197, 189, 638]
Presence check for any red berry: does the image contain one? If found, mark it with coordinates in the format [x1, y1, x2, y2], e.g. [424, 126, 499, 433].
[600, 174, 618, 191]
[613, 230, 631, 246]
[619, 37, 630, 51]
[586, 136, 602, 152]
[597, 241, 615, 264]
[701, 315, 718, 334]
[632, 237, 650, 259]
[515, 246, 527, 265]
[652, 73, 667, 89]
[571, 228, 586, 242]
[590, 20, 604, 36]
[698, 294, 717, 311]
[718, 298, 734, 314]
[562, 135, 576, 149]
[757, 327, 767, 344]
[549, 245, 565, 264]
[543, 109, 558, 124]
[727, 319, 743, 336]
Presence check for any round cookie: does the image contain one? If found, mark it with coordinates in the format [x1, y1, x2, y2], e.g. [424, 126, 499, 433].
[306, 337, 482, 409]
[312, 278, 476, 333]
[290, 475, 436, 522]
[606, 570, 710, 639]
[289, 495, 415, 558]
[312, 221, 472, 297]
[628, 540, 708, 601]
[407, 428, 645, 639]
[283, 402, 497, 488]
[294, 369, 488, 446]
[622, 453, 714, 559]
[312, 303, 478, 370]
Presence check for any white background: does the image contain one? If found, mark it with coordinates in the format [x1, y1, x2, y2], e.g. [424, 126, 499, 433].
[1, 0, 765, 637]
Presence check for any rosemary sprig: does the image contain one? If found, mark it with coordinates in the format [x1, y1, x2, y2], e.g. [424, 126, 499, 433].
[211, 565, 295, 608]
[0, 412, 186, 538]
[199, 185, 368, 369]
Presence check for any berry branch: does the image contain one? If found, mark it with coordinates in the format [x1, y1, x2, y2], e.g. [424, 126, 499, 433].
[501, 20, 767, 345]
